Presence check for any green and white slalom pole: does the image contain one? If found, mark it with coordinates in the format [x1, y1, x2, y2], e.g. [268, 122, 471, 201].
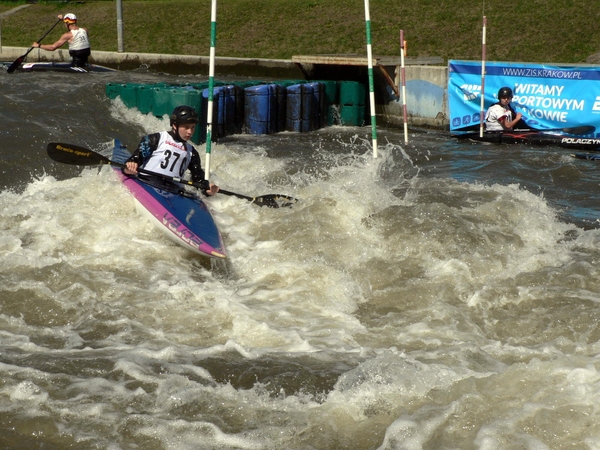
[364, 0, 378, 158]
[205, 0, 218, 179]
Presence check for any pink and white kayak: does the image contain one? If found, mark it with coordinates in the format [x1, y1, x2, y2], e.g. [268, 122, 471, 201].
[111, 139, 227, 258]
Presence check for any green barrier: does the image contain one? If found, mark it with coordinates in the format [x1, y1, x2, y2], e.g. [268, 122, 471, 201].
[317, 80, 338, 105]
[136, 85, 155, 114]
[119, 83, 142, 109]
[339, 81, 366, 106]
[179, 88, 206, 144]
[312, 80, 338, 126]
[183, 82, 210, 90]
[152, 86, 177, 118]
[277, 79, 306, 88]
[105, 82, 123, 100]
[339, 104, 365, 126]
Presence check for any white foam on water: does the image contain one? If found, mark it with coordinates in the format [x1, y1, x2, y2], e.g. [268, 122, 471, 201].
[3, 99, 600, 448]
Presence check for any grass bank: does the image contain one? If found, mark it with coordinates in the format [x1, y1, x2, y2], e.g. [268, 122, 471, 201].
[1, 0, 599, 64]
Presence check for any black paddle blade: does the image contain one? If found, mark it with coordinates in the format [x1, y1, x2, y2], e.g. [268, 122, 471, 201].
[47, 142, 111, 166]
[252, 194, 297, 208]
[9, 19, 63, 74]
[6, 55, 26, 74]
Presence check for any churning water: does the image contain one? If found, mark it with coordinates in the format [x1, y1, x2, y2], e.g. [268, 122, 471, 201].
[2, 66, 600, 449]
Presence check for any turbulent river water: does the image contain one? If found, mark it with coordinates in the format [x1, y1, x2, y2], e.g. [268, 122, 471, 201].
[2, 66, 600, 450]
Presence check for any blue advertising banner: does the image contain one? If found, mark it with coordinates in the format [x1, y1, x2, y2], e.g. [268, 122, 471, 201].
[448, 60, 600, 134]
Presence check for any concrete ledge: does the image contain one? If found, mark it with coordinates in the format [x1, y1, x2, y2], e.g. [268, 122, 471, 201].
[0, 46, 304, 77]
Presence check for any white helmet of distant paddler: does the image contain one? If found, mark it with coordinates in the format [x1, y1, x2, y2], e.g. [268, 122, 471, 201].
[63, 13, 77, 24]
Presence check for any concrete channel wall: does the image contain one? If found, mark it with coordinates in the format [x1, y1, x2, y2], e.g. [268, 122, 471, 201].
[381, 65, 448, 129]
[0, 46, 450, 130]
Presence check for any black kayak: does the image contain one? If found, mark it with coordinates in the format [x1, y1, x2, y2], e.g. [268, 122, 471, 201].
[2, 61, 116, 73]
[452, 126, 600, 151]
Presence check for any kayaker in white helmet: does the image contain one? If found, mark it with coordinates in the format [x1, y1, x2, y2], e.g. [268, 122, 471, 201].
[32, 13, 91, 68]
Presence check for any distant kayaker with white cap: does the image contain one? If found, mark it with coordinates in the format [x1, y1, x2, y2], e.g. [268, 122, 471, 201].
[32, 14, 91, 68]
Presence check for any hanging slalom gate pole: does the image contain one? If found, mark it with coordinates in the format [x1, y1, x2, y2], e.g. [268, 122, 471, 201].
[400, 30, 408, 144]
[479, 16, 487, 138]
[364, 0, 378, 158]
[204, 0, 218, 179]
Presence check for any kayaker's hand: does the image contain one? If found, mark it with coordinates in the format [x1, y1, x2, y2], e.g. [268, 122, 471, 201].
[206, 183, 220, 196]
[201, 180, 219, 196]
[124, 161, 138, 175]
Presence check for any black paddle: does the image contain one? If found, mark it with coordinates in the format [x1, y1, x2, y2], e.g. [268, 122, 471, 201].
[453, 125, 595, 137]
[512, 105, 595, 135]
[7, 19, 62, 74]
[46, 142, 298, 208]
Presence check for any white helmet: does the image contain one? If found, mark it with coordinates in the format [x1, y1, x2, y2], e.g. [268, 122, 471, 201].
[63, 13, 77, 24]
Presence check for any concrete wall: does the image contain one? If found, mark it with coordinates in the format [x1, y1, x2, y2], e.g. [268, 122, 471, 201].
[1, 46, 449, 129]
[382, 65, 448, 129]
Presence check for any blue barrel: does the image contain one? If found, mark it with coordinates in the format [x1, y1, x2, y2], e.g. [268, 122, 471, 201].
[233, 85, 246, 134]
[244, 84, 285, 135]
[203, 85, 235, 139]
[306, 81, 324, 130]
[235, 81, 264, 89]
[223, 85, 237, 136]
[286, 83, 314, 132]
[275, 84, 287, 133]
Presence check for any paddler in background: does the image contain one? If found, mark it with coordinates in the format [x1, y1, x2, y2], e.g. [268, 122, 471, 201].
[124, 105, 219, 196]
[32, 14, 91, 68]
[485, 86, 524, 131]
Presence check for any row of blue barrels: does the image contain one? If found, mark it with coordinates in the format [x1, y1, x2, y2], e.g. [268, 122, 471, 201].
[105, 80, 367, 142]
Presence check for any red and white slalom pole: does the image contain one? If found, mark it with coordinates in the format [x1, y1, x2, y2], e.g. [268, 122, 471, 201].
[364, 0, 378, 158]
[400, 30, 408, 144]
[479, 16, 487, 138]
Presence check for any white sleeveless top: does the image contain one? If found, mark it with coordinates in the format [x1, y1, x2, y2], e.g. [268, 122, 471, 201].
[141, 131, 193, 178]
[69, 28, 90, 51]
[485, 103, 512, 131]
